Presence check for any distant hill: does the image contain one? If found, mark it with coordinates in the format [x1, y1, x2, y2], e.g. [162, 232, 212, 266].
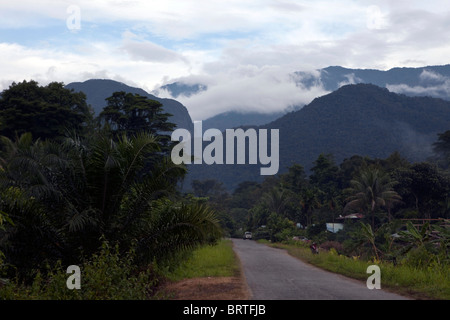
[202, 109, 296, 132]
[185, 83, 450, 191]
[65, 79, 194, 132]
[158, 82, 207, 98]
[296, 64, 450, 101]
[158, 64, 450, 130]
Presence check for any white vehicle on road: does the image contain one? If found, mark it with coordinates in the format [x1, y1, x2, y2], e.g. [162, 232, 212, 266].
[243, 231, 252, 240]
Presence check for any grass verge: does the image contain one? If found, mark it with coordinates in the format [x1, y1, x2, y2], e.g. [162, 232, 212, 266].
[165, 239, 240, 282]
[264, 241, 450, 300]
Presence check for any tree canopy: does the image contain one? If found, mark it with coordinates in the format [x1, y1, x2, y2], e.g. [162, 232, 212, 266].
[0, 80, 92, 141]
[98, 91, 175, 148]
[0, 80, 222, 286]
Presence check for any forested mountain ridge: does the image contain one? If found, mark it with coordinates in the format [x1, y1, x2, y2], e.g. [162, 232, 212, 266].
[202, 110, 287, 132]
[271, 83, 450, 165]
[160, 64, 450, 131]
[186, 83, 450, 191]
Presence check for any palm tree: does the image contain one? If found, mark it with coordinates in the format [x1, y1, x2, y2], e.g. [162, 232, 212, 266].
[344, 167, 402, 230]
[137, 199, 222, 263]
[262, 188, 288, 216]
[0, 131, 222, 276]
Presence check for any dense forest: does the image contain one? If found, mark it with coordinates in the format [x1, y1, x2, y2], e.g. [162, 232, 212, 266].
[186, 84, 450, 191]
[0, 80, 449, 299]
[197, 145, 450, 266]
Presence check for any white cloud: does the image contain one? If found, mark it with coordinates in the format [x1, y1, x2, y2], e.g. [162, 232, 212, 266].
[420, 70, 447, 83]
[366, 5, 389, 30]
[0, 40, 191, 93]
[173, 65, 327, 121]
[1, 0, 450, 120]
[387, 70, 450, 97]
[121, 38, 188, 63]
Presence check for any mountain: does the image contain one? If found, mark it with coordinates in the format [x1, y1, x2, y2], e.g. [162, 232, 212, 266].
[158, 82, 207, 98]
[269, 83, 450, 168]
[202, 110, 294, 132]
[185, 83, 450, 191]
[296, 64, 450, 101]
[157, 64, 450, 131]
[65, 79, 194, 132]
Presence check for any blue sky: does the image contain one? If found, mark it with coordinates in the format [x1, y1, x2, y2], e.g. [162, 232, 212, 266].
[1, 0, 450, 120]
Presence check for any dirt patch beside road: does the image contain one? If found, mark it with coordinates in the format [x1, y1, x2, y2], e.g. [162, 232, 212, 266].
[160, 276, 250, 300]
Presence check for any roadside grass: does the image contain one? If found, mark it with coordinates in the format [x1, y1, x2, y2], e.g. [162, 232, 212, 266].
[263, 240, 450, 300]
[165, 239, 240, 282]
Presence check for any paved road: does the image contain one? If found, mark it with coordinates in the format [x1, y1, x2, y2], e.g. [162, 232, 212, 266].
[232, 239, 409, 300]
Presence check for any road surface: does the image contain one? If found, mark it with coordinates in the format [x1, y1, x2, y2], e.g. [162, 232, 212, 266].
[232, 239, 409, 300]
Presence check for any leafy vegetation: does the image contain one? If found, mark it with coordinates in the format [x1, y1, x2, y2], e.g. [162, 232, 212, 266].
[344, 168, 402, 229]
[0, 80, 222, 299]
[269, 240, 449, 300]
[0, 80, 92, 140]
[201, 138, 449, 298]
[1, 240, 159, 300]
[1, 78, 449, 299]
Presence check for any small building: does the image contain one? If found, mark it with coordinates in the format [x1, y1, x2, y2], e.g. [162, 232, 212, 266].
[326, 223, 344, 233]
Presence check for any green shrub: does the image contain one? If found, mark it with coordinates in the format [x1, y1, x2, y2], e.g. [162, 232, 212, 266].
[403, 245, 437, 269]
[306, 223, 326, 238]
[0, 241, 160, 300]
[319, 241, 344, 254]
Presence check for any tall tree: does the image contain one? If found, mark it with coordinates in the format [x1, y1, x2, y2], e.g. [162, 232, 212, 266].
[280, 163, 307, 193]
[98, 92, 175, 149]
[393, 162, 449, 219]
[310, 153, 341, 203]
[262, 187, 288, 216]
[0, 80, 92, 141]
[300, 187, 321, 227]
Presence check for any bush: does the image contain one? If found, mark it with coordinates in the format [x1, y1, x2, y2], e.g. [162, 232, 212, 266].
[403, 245, 437, 269]
[309, 230, 329, 244]
[0, 241, 160, 300]
[306, 223, 326, 239]
[252, 229, 270, 241]
[320, 241, 344, 254]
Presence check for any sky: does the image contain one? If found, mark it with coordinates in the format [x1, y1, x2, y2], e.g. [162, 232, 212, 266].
[1, 0, 450, 120]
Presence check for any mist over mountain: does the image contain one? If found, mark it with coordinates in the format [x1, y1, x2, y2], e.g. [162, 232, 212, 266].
[158, 82, 207, 98]
[65, 79, 194, 132]
[202, 106, 302, 132]
[185, 83, 450, 191]
[159, 64, 450, 130]
[62, 75, 450, 192]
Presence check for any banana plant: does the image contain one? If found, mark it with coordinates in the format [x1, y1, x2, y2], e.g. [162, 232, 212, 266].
[397, 221, 431, 253]
[358, 222, 381, 261]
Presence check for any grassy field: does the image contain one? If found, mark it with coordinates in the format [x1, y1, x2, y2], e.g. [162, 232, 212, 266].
[165, 239, 240, 282]
[266, 241, 450, 300]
